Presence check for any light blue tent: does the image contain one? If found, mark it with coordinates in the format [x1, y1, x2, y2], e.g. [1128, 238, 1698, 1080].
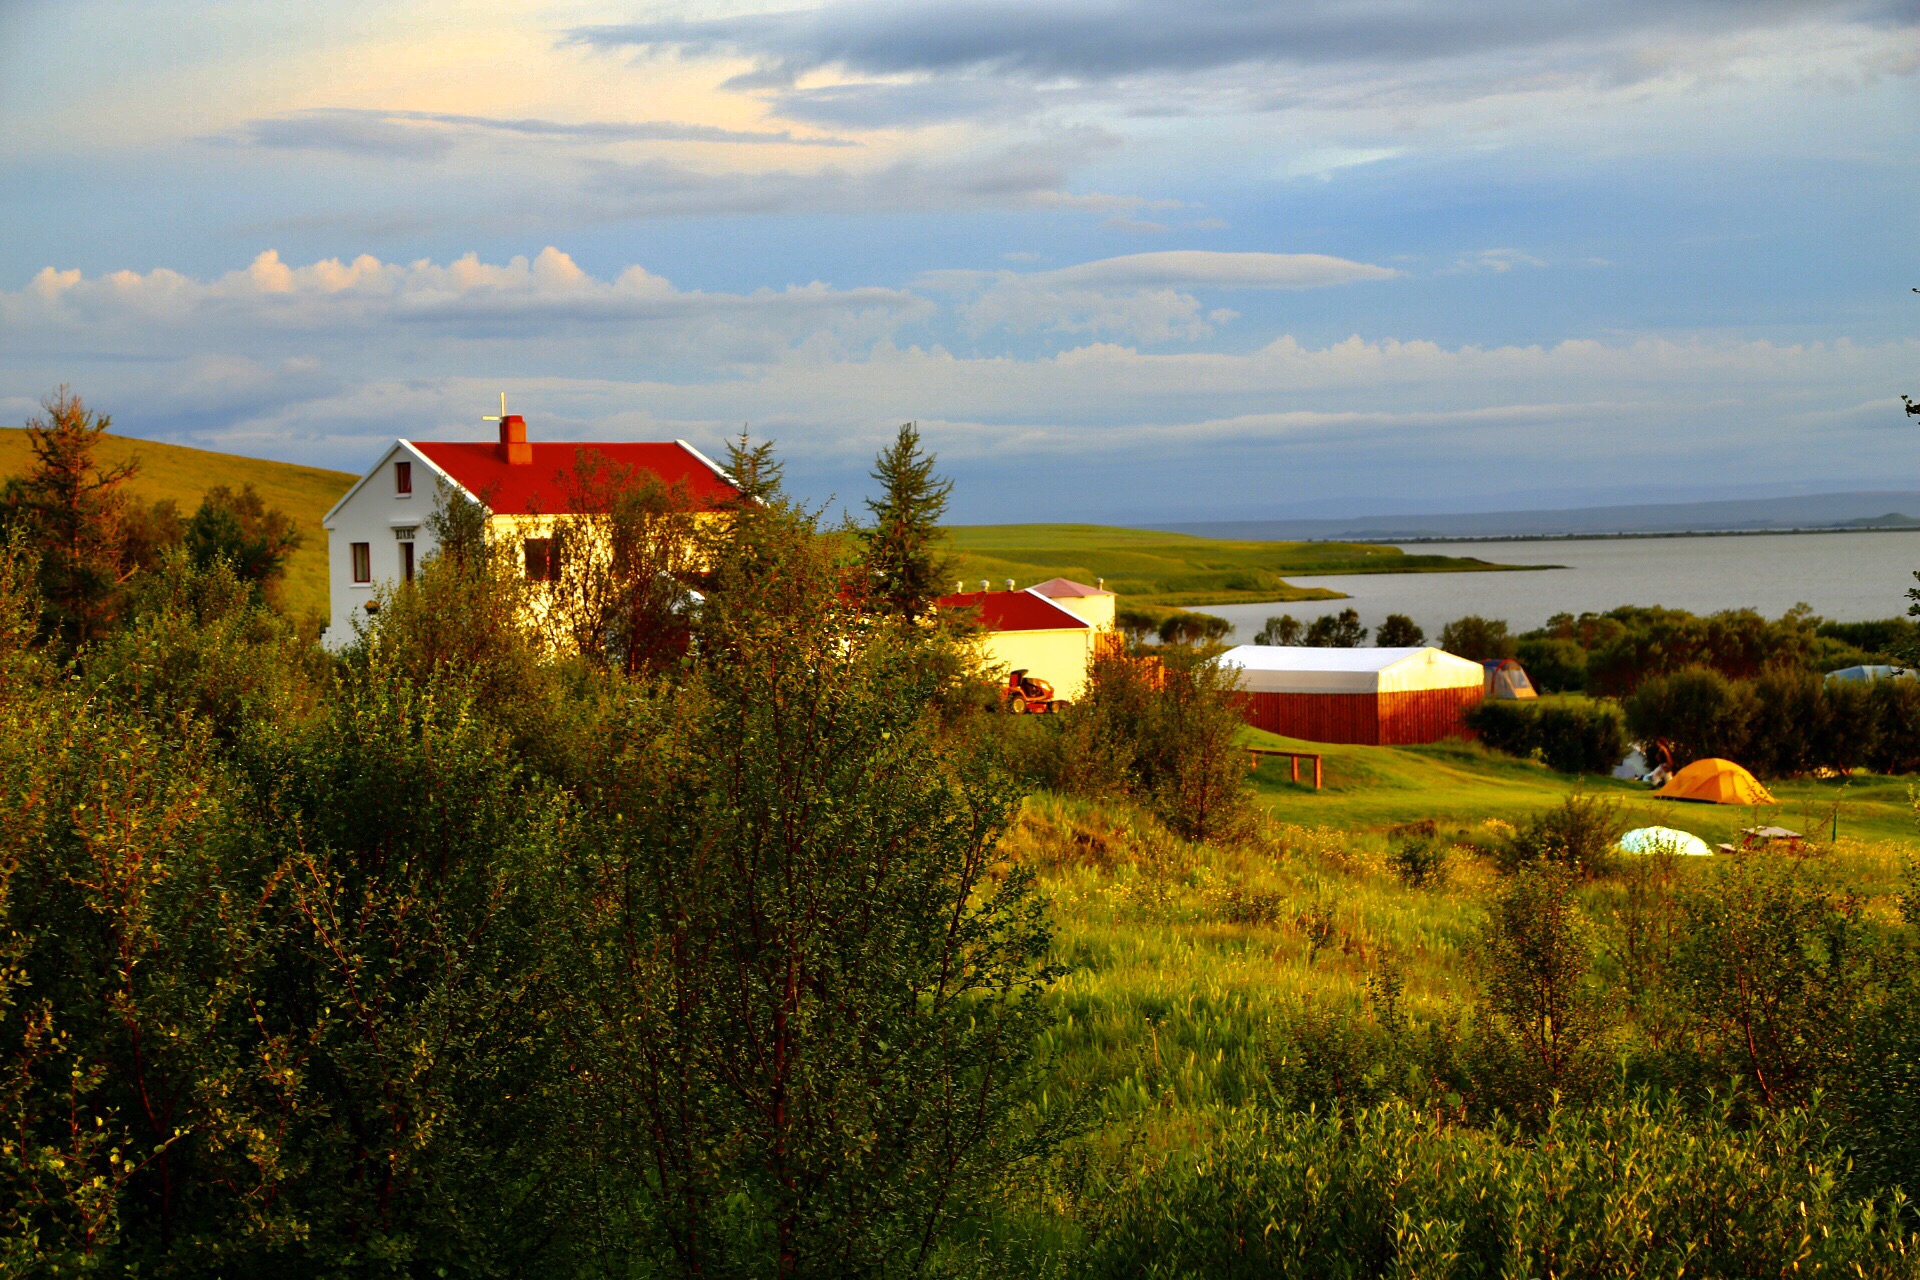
[1618, 826, 1713, 857]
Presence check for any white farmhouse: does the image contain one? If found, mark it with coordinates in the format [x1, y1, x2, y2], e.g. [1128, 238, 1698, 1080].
[319, 413, 738, 646]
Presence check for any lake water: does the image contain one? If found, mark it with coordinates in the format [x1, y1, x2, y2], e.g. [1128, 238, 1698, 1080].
[1196, 531, 1920, 644]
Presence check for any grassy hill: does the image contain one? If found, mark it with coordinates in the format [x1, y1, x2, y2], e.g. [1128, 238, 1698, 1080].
[0, 429, 356, 619]
[944, 522, 1534, 607]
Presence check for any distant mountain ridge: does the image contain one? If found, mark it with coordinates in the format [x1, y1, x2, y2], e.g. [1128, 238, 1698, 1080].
[1160, 492, 1920, 542]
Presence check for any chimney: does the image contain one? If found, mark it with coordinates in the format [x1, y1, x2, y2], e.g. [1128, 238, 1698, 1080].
[496, 414, 531, 465]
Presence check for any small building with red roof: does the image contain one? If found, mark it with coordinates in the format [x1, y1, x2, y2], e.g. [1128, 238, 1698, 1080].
[935, 579, 1115, 703]
[320, 411, 737, 644]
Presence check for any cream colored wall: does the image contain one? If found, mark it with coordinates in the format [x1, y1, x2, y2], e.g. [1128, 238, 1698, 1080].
[1047, 592, 1115, 630]
[979, 628, 1095, 702]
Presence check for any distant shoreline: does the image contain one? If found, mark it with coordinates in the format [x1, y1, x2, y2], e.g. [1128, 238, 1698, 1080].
[1373, 524, 1920, 546]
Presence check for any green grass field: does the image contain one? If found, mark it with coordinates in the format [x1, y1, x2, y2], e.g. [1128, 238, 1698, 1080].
[0, 428, 357, 620]
[944, 522, 1539, 607]
[1240, 723, 1916, 850]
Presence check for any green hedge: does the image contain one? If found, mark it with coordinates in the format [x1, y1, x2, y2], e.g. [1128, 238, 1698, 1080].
[1465, 699, 1628, 775]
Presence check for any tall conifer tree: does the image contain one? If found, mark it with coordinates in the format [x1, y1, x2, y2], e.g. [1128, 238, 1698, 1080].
[860, 422, 953, 619]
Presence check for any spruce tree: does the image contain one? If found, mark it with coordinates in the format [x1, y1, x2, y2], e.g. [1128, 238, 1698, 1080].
[0, 388, 138, 644]
[860, 422, 953, 619]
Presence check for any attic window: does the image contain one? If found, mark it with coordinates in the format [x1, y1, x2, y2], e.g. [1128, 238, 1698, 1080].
[351, 542, 371, 583]
[395, 461, 412, 495]
[524, 537, 562, 582]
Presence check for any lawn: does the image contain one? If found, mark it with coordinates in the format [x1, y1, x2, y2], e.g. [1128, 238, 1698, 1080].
[943, 522, 1539, 607]
[0, 427, 356, 620]
[1240, 723, 1919, 853]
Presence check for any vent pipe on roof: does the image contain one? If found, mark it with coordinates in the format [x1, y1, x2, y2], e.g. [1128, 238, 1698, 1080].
[1005, 578, 1014, 591]
[496, 414, 531, 465]
[980, 580, 989, 592]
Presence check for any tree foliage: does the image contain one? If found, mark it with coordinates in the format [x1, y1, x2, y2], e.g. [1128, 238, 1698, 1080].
[0, 389, 141, 644]
[859, 423, 954, 620]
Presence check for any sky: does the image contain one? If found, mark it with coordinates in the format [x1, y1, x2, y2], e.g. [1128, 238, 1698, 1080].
[2, 0, 1918, 524]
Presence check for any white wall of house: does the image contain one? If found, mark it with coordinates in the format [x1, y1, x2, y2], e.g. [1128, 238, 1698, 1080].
[320, 441, 453, 648]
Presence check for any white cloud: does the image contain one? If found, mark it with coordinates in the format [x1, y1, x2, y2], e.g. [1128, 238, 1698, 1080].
[919, 250, 1396, 342]
[6, 245, 1916, 520]
[6, 248, 931, 352]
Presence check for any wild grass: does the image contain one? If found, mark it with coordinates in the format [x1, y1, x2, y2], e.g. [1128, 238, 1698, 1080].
[987, 767, 1920, 1274]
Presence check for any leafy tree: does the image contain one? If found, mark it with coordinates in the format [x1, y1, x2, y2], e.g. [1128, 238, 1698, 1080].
[182, 483, 303, 599]
[1304, 607, 1367, 648]
[1254, 614, 1302, 645]
[0, 389, 139, 644]
[1375, 613, 1424, 647]
[1515, 635, 1586, 692]
[567, 499, 1060, 1276]
[859, 422, 954, 620]
[540, 448, 701, 675]
[1439, 614, 1515, 661]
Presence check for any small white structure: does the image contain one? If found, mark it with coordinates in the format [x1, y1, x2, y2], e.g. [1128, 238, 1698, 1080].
[319, 413, 737, 647]
[1220, 645, 1487, 745]
[1825, 665, 1916, 683]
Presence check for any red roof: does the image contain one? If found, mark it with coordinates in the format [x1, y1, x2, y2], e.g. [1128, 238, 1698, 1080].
[412, 440, 738, 514]
[936, 589, 1089, 632]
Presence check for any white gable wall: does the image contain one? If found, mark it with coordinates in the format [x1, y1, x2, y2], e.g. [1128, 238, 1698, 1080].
[320, 441, 459, 648]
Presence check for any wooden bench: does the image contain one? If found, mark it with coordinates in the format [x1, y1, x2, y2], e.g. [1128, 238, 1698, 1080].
[1245, 747, 1323, 790]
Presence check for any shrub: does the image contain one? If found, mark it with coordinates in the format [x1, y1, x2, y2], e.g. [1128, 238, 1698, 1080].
[1387, 828, 1449, 889]
[1464, 699, 1627, 774]
[1018, 640, 1254, 842]
[1495, 793, 1625, 878]
[1868, 677, 1920, 774]
[1675, 855, 1873, 1110]
[1532, 702, 1629, 774]
[1472, 863, 1609, 1116]
[1516, 634, 1586, 692]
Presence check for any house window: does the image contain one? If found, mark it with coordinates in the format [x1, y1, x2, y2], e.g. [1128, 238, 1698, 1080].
[395, 461, 412, 495]
[524, 537, 562, 582]
[400, 541, 415, 583]
[351, 542, 371, 583]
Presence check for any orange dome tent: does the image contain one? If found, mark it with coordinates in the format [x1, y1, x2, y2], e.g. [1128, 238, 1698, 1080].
[1655, 758, 1775, 806]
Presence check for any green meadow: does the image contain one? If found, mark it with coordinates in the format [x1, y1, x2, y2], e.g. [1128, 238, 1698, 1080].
[0, 427, 355, 619]
[944, 521, 1537, 606]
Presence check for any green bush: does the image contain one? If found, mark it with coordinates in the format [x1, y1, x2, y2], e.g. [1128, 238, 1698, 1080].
[1495, 793, 1626, 878]
[1515, 634, 1586, 692]
[1464, 699, 1627, 774]
[1017, 641, 1254, 842]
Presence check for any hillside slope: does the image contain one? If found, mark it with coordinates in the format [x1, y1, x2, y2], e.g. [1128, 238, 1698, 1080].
[0, 429, 356, 619]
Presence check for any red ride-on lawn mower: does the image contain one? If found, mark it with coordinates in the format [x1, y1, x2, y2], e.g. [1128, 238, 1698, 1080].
[1003, 669, 1070, 714]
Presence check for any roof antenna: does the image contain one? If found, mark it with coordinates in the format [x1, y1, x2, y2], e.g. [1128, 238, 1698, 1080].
[482, 391, 509, 426]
